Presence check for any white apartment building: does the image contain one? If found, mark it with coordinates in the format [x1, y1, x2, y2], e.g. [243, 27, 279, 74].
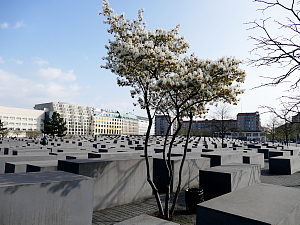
[120, 112, 138, 136]
[0, 106, 45, 135]
[137, 116, 155, 135]
[34, 102, 94, 136]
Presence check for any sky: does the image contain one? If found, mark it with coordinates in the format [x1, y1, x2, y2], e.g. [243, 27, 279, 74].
[0, 0, 296, 126]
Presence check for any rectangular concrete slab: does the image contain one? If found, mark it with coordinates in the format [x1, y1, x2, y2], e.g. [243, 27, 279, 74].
[200, 151, 243, 167]
[269, 156, 300, 175]
[153, 156, 210, 193]
[269, 150, 290, 158]
[0, 155, 58, 174]
[199, 163, 261, 200]
[0, 171, 94, 225]
[58, 157, 153, 210]
[242, 152, 264, 168]
[197, 183, 300, 225]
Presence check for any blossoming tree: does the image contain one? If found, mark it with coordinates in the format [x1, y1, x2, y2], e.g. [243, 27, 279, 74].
[100, 0, 245, 219]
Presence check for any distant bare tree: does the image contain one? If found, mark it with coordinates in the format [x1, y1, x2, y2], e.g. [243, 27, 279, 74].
[13, 129, 23, 137]
[211, 103, 236, 147]
[266, 114, 280, 143]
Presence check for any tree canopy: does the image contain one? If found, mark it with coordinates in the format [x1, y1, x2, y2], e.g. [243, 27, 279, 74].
[0, 119, 7, 138]
[43, 112, 67, 138]
[100, 0, 246, 219]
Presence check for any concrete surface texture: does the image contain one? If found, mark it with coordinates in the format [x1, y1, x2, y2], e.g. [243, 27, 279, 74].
[199, 163, 261, 200]
[200, 151, 243, 167]
[58, 157, 153, 210]
[196, 183, 300, 225]
[269, 155, 300, 175]
[0, 171, 94, 225]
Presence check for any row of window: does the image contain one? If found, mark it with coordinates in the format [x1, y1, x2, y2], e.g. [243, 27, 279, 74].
[0, 116, 40, 121]
[4, 122, 43, 127]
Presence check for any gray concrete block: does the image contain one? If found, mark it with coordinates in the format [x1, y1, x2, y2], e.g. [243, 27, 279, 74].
[58, 157, 153, 210]
[269, 150, 290, 158]
[26, 160, 58, 172]
[196, 183, 300, 225]
[0, 155, 58, 174]
[282, 148, 299, 156]
[0, 171, 94, 225]
[153, 156, 210, 193]
[269, 156, 300, 175]
[257, 148, 270, 159]
[115, 214, 179, 225]
[200, 151, 243, 167]
[242, 152, 264, 168]
[199, 163, 261, 200]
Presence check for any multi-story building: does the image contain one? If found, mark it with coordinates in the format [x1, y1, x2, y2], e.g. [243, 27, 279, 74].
[1, 102, 155, 137]
[155, 115, 178, 136]
[94, 109, 122, 135]
[237, 112, 261, 132]
[120, 112, 138, 136]
[34, 102, 94, 135]
[181, 119, 237, 136]
[0, 106, 45, 134]
[137, 116, 155, 135]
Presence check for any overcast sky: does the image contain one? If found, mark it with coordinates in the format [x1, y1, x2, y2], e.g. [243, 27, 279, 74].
[0, 0, 294, 125]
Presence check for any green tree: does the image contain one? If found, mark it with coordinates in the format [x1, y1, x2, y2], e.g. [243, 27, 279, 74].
[0, 119, 7, 138]
[43, 112, 67, 138]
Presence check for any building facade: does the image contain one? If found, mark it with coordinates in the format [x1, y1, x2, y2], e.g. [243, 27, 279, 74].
[34, 102, 94, 136]
[94, 109, 122, 135]
[1, 102, 154, 137]
[120, 112, 138, 136]
[137, 116, 155, 135]
[237, 112, 261, 132]
[181, 119, 237, 136]
[0, 106, 45, 135]
[155, 115, 178, 136]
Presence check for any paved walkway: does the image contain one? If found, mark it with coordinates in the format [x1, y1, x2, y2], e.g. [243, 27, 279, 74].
[92, 161, 300, 225]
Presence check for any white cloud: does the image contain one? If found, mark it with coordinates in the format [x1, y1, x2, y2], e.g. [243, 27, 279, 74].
[0, 57, 4, 64]
[16, 60, 23, 65]
[33, 57, 49, 66]
[0, 22, 9, 29]
[0, 69, 81, 107]
[14, 20, 25, 29]
[38, 67, 76, 82]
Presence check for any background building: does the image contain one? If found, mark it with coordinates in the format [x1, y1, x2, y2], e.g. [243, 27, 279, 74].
[34, 102, 94, 136]
[0, 106, 45, 135]
[237, 112, 261, 131]
[120, 112, 138, 136]
[155, 115, 178, 136]
[137, 116, 155, 136]
[94, 109, 122, 135]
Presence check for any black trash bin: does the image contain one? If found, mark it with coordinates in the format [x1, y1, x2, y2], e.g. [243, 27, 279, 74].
[185, 187, 204, 213]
